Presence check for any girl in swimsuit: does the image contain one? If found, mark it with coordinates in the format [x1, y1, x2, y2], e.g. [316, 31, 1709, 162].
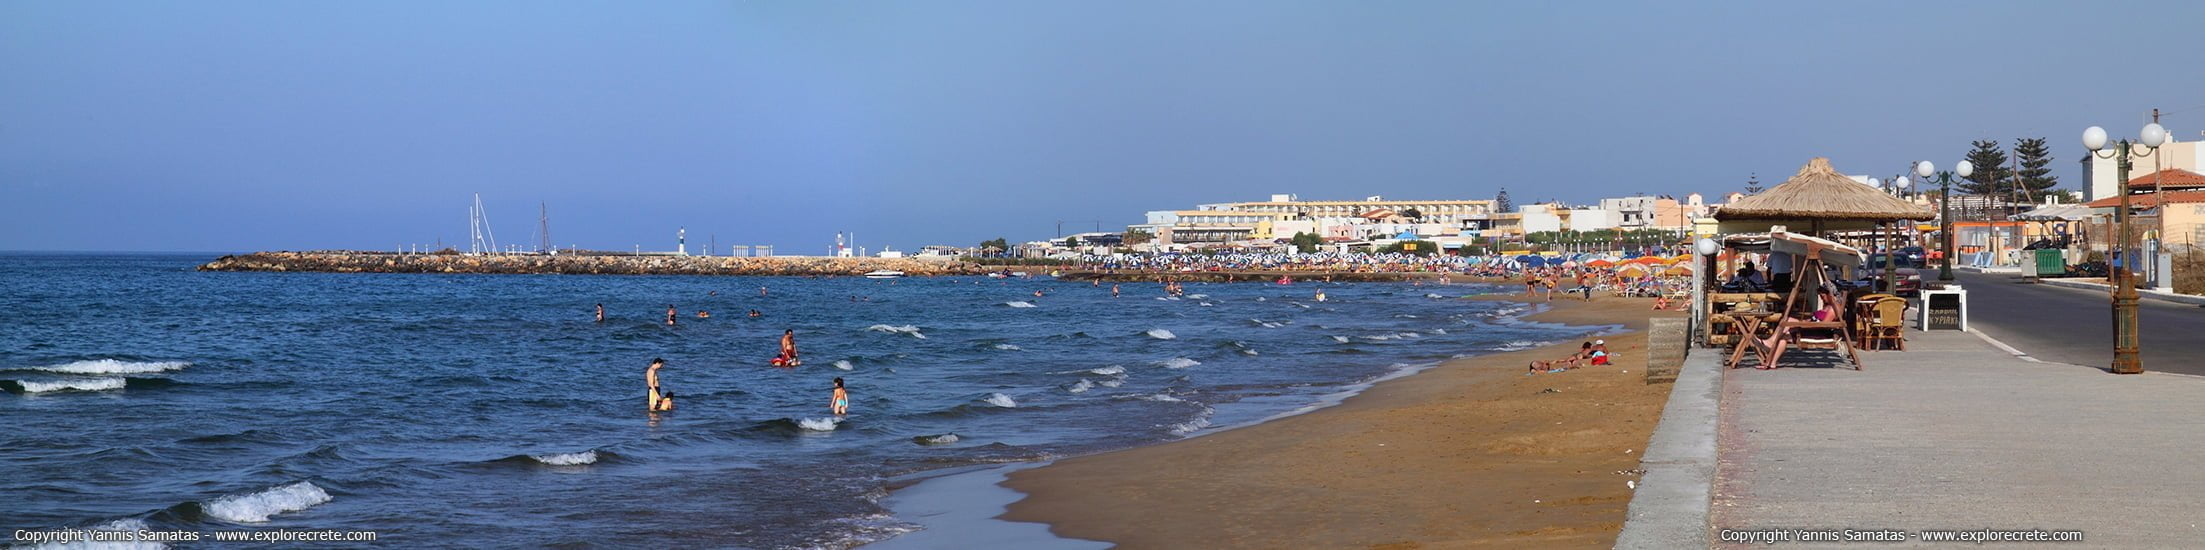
[831, 378, 849, 416]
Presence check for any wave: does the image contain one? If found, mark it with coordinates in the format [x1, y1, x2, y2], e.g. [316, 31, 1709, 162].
[1425, 293, 1446, 299]
[797, 417, 842, 431]
[865, 324, 927, 339]
[27, 518, 162, 550]
[1330, 335, 1351, 343]
[981, 393, 1017, 408]
[913, 433, 960, 445]
[1063, 379, 1094, 394]
[1491, 340, 1547, 351]
[832, 360, 855, 371]
[1431, 328, 1448, 335]
[1003, 301, 1037, 308]
[1155, 357, 1201, 369]
[1185, 294, 1208, 299]
[1247, 319, 1285, 328]
[1198, 302, 1214, 307]
[990, 343, 1022, 351]
[8, 377, 128, 394]
[1118, 392, 1184, 402]
[203, 481, 331, 523]
[1169, 406, 1216, 436]
[530, 450, 600, 466]
[1361, 332, 1423, 341]
[1095, 377, 1124, 387]
[1088, 366, 1126, 376]
[17, 359, 190, 375]
[1144, 328, 1176, 340]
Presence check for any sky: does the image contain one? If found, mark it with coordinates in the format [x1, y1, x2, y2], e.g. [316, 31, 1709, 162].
[5, 1, 2204, 253]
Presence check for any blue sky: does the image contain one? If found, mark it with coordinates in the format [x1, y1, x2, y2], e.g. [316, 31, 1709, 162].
[4, 1, 2202, 253]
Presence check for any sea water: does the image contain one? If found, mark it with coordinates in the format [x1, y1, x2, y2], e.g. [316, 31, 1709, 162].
[0, 253, 1593, 548]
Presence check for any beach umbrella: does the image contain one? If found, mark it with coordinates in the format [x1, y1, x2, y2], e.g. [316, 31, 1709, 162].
[1663, 265, 1693, 276]
[1628, 256, 1665, 265]
[1664, 255, 1691, 264]
[1586, 259, 1615, 268]
[1618, 264, 1650, 276]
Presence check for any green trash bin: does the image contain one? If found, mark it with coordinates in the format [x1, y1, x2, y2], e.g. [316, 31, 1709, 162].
[2034, 248, 2064, 277]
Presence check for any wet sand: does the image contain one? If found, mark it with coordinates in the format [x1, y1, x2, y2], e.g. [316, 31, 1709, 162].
[1001, 292, 1682, 549]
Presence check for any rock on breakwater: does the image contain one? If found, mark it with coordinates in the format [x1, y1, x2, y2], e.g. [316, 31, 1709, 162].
[198, 251, 989, 277]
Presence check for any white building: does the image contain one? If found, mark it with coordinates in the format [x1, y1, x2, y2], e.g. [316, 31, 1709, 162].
[2087, 135, 2204, 201]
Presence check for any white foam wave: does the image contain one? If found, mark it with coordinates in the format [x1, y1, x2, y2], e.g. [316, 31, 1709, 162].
[1144, 329, 1176, 340]
[1361, 332, 1423, 341]
[914, 433, 960, 445]
[982, 393, 1018, 408]
[1431, 328, 1448, 335]
[530, 451, 598, 466]
[1493, 340, 1544, 351]
[1088, 366, 1126, 376]
[1124, 393, 1183, 402]
[1155, 357, 1201, 369]
[1096, 378, 1124, 387]
[203, 482, 331, 523]
[866, 324, 927, 339]
[1249, 319, 1285, 328]
[797, 417, 841, 431]
[1330, 335, 1351, 343]
[17, 377, 127, 393]
[991, 343, 1022, 351]
[28, 360, 189, 375]
[1004, 301, 1037, 308]
[1064, 379, 1095, 394]
[1154, 296, 1179, 301]
[1185, 294, 1208, 299]
[833, 360, 855, 370]
[1425, 293, 1445, 299]
[1169, 407, 1216, 436]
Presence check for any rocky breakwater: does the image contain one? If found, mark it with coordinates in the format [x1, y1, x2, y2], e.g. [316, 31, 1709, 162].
[197, 251, 988, 277]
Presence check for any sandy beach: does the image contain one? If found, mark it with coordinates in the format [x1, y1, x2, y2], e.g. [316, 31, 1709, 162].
[1002, 292, 1681, 549]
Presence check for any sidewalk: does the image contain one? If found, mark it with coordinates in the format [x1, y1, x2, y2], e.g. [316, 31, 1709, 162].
[1708, 329, 2205, 547]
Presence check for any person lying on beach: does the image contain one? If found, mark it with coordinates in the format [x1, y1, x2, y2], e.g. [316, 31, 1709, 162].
[1529, 342, 1596, 373]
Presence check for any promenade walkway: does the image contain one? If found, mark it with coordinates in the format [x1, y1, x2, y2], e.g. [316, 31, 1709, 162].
[1708, 329, 2205, 547]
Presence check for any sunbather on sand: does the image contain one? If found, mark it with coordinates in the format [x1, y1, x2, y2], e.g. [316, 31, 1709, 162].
[1529, 341, 1596, 373]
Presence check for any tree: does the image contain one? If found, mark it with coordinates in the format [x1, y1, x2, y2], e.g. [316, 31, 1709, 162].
[1289, 231, 1323, 253]
[1494, 188, 1513, 213]
[2012, 137, 2057, 198]
[1960, 140, 2013, 196]
[1743, 173, 1763, 194]
[979, 238, 1009, 252]
[1400, 208, 1424, 221]
[1123, 228, 1153, 245]
[1061, 237, 1079, 248]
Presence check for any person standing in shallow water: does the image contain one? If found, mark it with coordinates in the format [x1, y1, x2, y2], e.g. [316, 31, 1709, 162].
[831, 378, 849, 416]
[646, 358, 668, 411]
[665, 305, 677, 326]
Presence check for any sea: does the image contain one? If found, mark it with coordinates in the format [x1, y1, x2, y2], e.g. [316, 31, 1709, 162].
[0, 253, 1603, 549]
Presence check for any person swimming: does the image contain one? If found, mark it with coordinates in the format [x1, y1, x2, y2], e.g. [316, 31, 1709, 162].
[1032, 289, 1045, 298]
[1111, 284, 1120, 298]
[665, 305, 677, 326]
[831, 377, 848, 416]
[696, 311, 711, 319]
[748, 309, 761, 318]
[646, 358, 667, 411]
[595, 303, 604, 323]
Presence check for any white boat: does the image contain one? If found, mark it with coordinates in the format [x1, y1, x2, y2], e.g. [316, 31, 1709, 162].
[864, 270, 906, 279]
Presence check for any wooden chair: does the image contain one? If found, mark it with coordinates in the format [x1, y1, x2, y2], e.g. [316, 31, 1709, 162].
[1864, 297, 1907, 351]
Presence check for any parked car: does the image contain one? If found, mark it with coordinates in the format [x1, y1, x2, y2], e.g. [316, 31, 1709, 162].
[1859, 254, 1922, 296]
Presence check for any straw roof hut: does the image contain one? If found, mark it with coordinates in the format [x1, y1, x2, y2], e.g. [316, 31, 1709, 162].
[1718, 158, 1934, 222]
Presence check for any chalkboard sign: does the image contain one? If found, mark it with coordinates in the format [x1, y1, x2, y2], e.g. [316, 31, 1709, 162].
[1927, 293, 1963, 331]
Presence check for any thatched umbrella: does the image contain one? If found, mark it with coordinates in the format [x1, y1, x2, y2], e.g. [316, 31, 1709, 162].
[1716, 157, 1934, 234]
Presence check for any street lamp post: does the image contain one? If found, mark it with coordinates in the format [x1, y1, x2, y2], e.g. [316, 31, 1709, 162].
[2084, 123, 2168, 375]
[1916, 160, 1974, 281]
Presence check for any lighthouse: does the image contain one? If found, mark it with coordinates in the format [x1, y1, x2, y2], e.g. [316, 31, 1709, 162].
[678, 227, 688, 256]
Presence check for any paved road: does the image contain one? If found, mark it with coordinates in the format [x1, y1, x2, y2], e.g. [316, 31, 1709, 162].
[1953, 271, 2205, 375]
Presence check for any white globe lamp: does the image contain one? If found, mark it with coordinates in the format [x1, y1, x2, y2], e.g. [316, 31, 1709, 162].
[2083, 126, 2109, 152]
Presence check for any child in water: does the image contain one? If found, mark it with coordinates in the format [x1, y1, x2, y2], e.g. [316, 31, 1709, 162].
[654, 390, 675, 411]
[831, 378, 849, 416]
